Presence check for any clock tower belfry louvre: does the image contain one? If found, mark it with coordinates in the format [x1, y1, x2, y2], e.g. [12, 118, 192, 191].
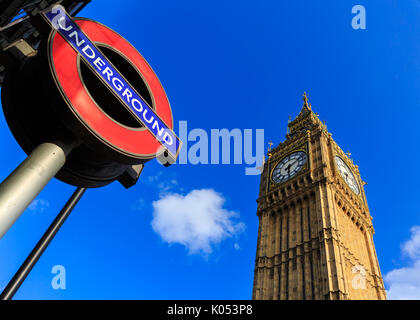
[252, 93, 386, 300]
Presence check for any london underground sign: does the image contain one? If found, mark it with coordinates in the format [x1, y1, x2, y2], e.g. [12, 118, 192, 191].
[2, 4, 183, 188]
[43, 5, 181, 164]
[0, 1, 184, 299]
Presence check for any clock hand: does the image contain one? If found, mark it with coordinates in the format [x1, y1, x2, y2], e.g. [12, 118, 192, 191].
[283, 159, 300, 176]
[288, 160, 299, 173]
[344, 172, 351, 184]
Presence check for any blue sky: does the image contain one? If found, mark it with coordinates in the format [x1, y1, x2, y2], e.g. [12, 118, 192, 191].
[1, 0, 420, 299]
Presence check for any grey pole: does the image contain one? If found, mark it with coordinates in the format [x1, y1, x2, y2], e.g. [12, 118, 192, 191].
[0, 142, 71, 239]
[0, 186, 86, 300]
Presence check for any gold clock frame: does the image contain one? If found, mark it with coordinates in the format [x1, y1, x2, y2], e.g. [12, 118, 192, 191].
[269, 145, 309, 187]
[333, 153, 361, 197]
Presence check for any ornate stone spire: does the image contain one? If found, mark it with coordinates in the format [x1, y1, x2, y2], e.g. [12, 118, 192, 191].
[290, 91, 313, 124]
[301, 91, 312, 112]
[286, 92, 319, 139]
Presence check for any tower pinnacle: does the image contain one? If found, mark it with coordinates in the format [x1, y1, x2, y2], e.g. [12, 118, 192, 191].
[302, 91, 312, 111]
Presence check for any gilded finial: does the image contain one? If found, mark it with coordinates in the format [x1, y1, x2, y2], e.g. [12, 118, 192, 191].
[287, 116, 292, 135]
[303, 92, 308, 106]
[346, 151, 351, 157]
[268, 141, 273, 158]
[302, 92, 311, 110]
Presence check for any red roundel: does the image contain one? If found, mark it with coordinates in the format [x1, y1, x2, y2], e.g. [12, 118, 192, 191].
[49, 18, 173, 159]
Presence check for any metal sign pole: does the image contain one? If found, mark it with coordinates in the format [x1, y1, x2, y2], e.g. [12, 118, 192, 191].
[0, 186, 86, 300]
[0, 142, 73, 239]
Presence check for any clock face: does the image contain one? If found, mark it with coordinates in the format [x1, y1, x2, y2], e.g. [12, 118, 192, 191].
[272, 151, 307, 184]
[335, 156, 360, 195]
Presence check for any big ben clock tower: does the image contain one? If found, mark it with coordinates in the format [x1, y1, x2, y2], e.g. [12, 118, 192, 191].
[252, 93, 386, 300]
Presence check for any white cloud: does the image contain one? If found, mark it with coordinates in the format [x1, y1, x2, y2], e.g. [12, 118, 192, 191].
[401, 226, 420, 260]
[385, 261, 420, 300]
[146, 171, 180, 196]
[385, 226, 420, 300]
[157, 179, 178, 196]
[151, 189, 245, 255]
[147, 171, 163, 184]
[28, 199, 50, 213]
